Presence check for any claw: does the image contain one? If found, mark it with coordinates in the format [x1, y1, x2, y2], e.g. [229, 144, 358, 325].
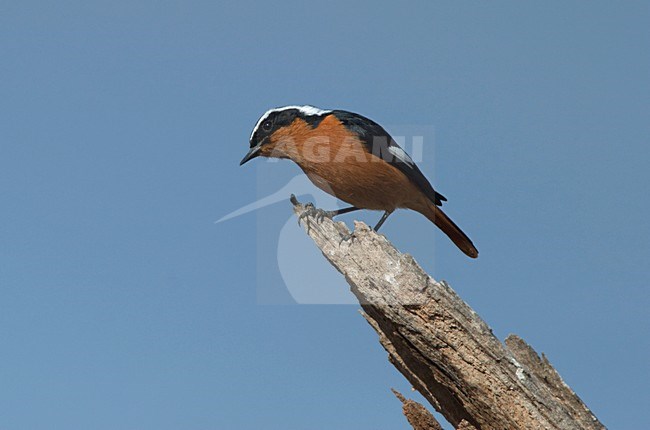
[297, 203, 316, 227]
[339, 231, 357, 246]
[314, 209, 334, 223]
[298, 204, 335, 228]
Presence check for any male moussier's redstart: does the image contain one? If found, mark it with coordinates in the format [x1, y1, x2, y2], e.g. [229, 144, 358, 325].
[240, 105, 478, 258]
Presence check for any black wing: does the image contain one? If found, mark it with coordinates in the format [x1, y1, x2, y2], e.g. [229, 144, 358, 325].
[331, 110, 447, 206]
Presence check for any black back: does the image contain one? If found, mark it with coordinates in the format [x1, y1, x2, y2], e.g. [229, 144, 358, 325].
[331, 110, 447, 206]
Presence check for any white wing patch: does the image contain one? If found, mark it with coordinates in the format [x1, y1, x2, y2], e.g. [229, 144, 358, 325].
[387, 145, 415, 166]
[250, 105, 331, 141]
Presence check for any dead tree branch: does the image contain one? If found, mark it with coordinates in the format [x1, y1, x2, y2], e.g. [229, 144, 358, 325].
[392, 388, 445, 430]
[291, 196, 605, 430]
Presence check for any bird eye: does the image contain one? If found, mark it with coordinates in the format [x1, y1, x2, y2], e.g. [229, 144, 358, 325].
[262, 120, 273, 131]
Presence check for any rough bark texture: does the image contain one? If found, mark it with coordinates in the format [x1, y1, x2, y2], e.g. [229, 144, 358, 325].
[291, 197, 605, 430]
[392, 389, 444, 430]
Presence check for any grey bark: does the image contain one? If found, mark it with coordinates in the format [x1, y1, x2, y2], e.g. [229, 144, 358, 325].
[291, 197, 605, 430]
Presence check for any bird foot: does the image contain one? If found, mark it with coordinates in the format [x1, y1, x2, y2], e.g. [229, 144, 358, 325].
[338, 231, 357, 246]
[297, 203, 335, 228]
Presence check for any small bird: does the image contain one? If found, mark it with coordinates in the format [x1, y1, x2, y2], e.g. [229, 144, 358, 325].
[240, 105, 478, 258]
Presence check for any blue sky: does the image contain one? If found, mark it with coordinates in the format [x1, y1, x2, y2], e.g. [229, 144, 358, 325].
[1, 1, 648, 428]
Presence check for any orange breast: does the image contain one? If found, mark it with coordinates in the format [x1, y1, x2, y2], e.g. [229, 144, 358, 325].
[275, 115, 427, 211]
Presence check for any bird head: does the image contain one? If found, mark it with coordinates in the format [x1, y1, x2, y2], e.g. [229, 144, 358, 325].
[240, 105, 333, 165]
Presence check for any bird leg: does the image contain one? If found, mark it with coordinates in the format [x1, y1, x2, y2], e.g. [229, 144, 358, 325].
[326, 206, 360, 217]
[340, 209, 393, 245]
[373, 210, 394, 232]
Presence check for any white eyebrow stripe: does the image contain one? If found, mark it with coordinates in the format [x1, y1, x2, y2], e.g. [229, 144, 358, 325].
[387, 145, 415, 166]
[250, 105, 332, 141]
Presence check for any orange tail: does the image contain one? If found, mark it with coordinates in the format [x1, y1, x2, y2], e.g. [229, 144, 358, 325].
[419, 202, 478, 258]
